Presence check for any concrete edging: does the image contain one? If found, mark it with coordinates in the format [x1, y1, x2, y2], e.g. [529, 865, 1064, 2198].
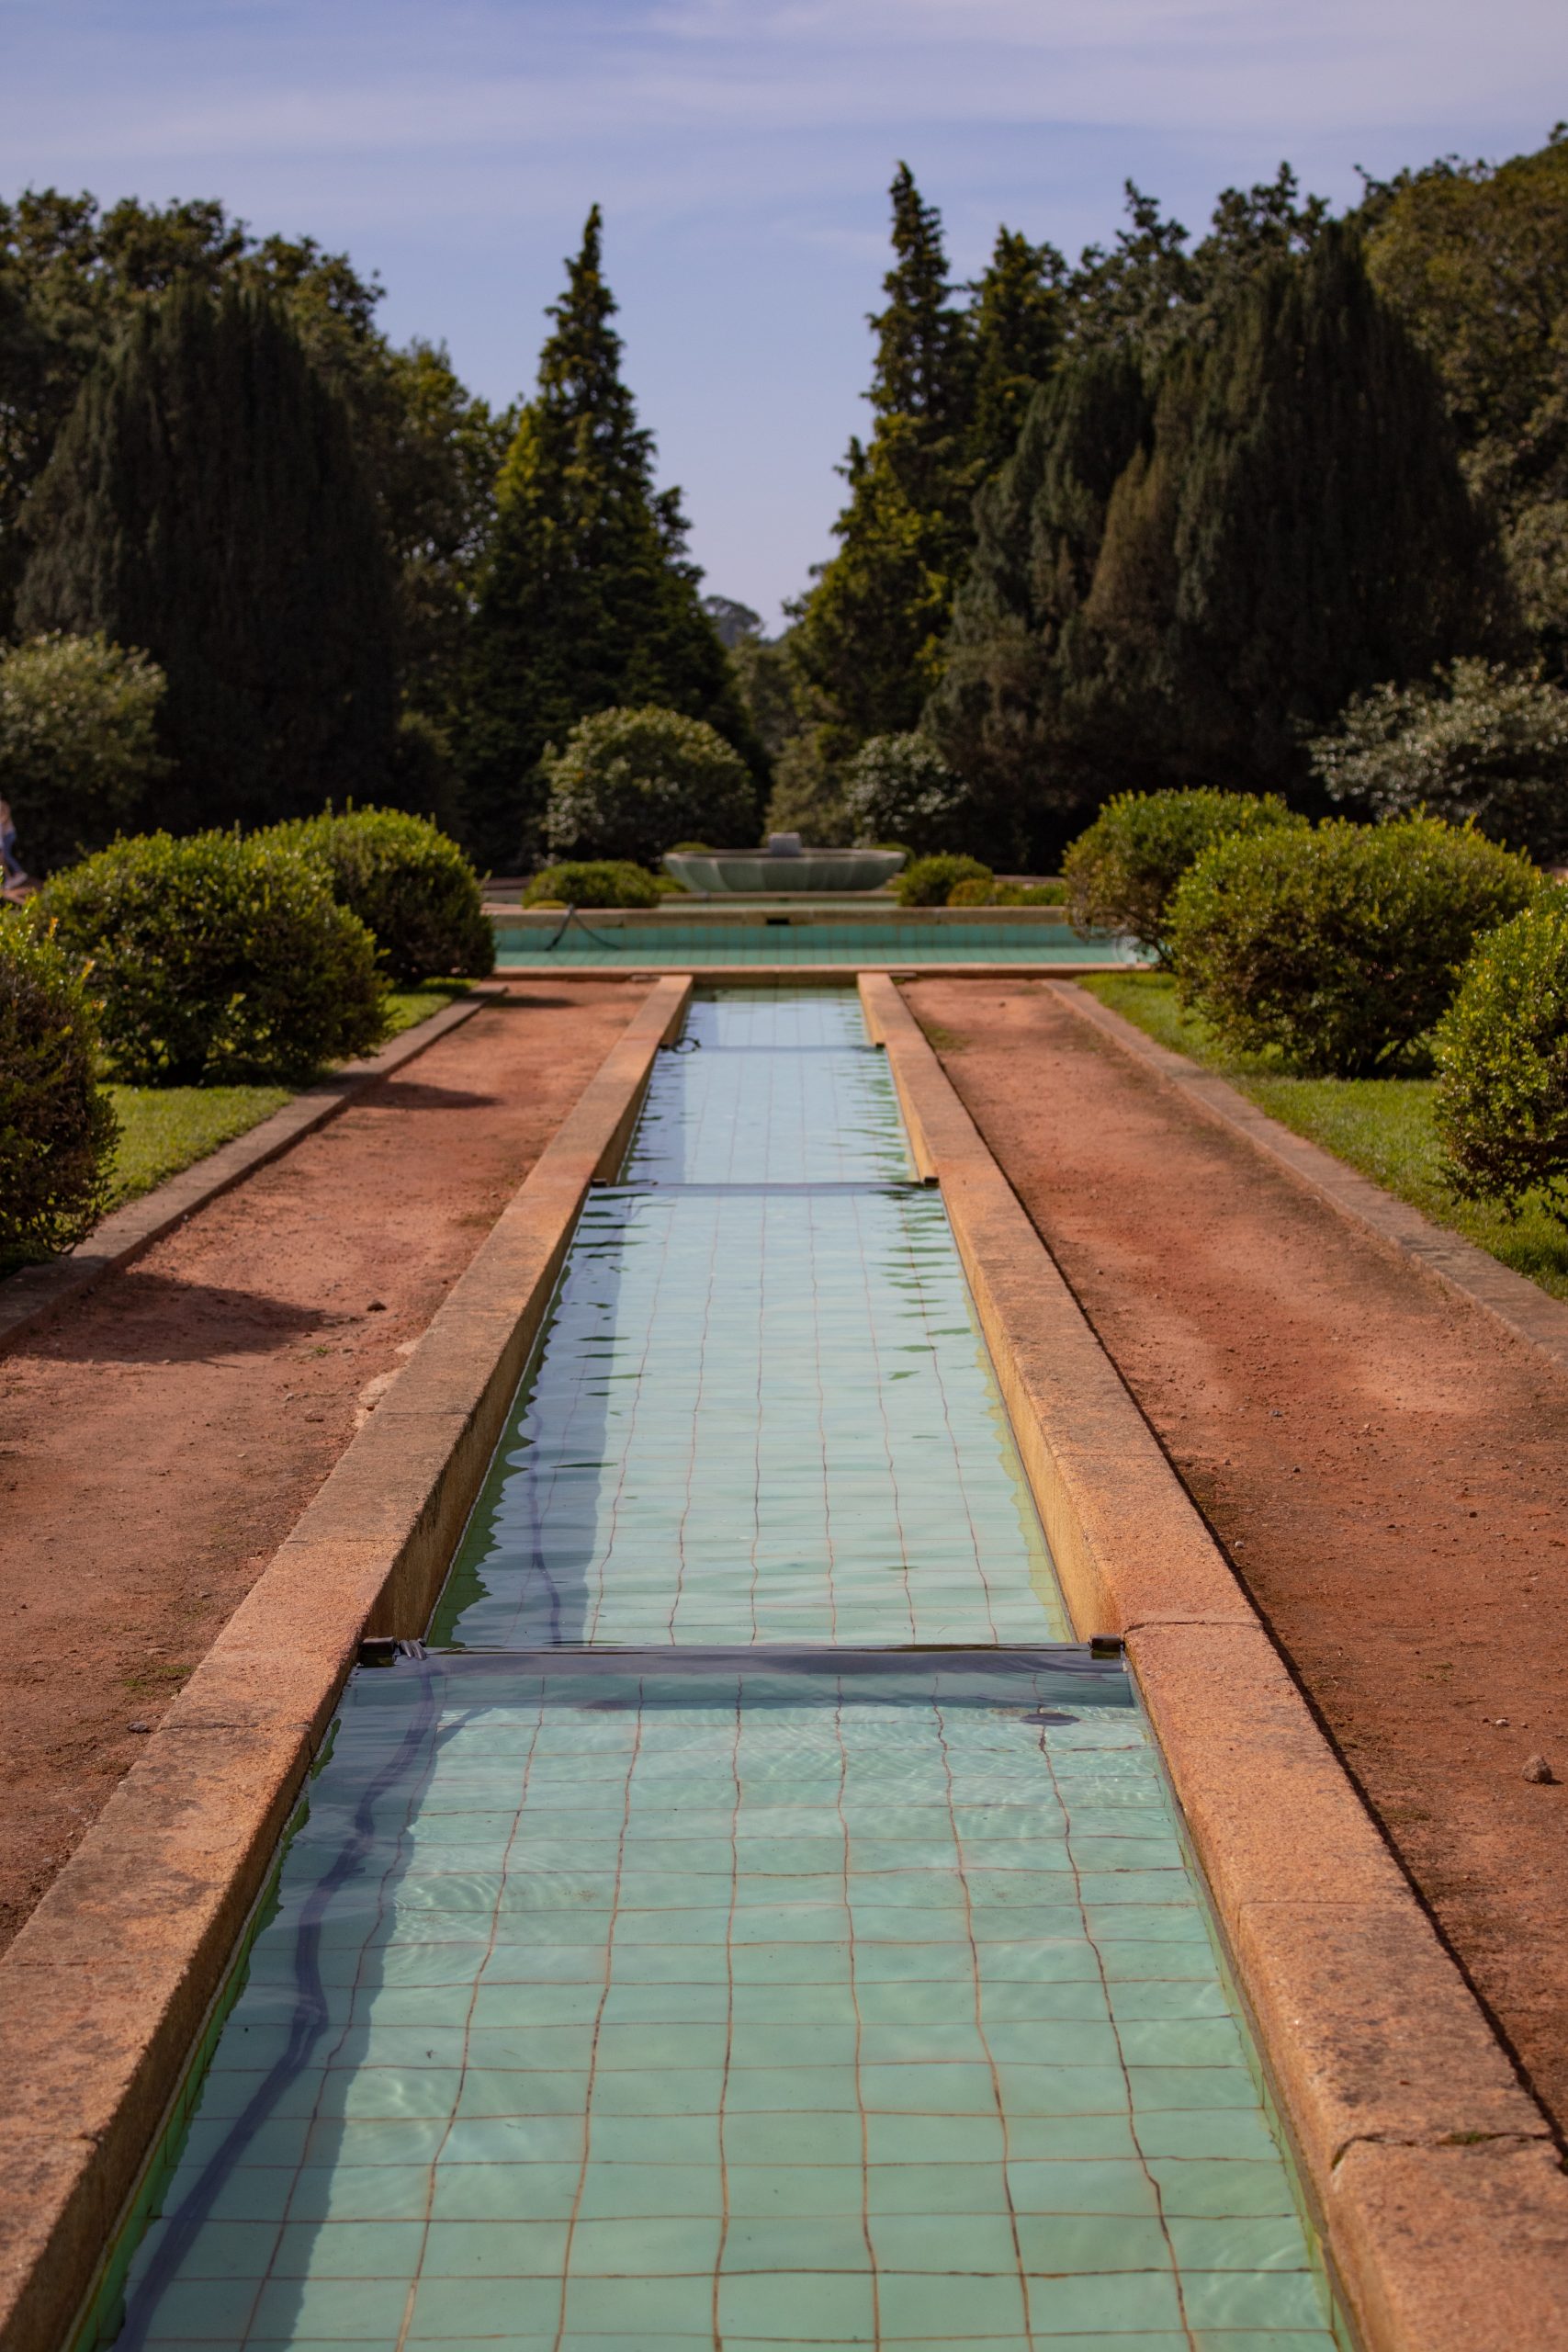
[861, 973, 1568, 2352]
[493, 960, 1134, 983]
[0, 991, 500, 1361]
[0, 976, 692, 2352]
[1049, 979, 1568, 1381]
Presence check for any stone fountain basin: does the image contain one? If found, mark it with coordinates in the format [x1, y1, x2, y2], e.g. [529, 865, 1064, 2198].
[664, 847, 906, 895]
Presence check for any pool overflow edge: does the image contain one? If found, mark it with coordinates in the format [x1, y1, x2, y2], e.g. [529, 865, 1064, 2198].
[0, 977, 693, 2352]
[859, 971, 1568, 2352]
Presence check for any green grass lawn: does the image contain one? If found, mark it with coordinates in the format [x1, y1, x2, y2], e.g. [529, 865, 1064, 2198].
[1075, 971, 1568, 1301]
[101, 982, 466, 1213]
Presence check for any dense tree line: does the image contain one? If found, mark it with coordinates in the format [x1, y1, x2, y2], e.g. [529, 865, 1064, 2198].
[0, 192, 744, 869]
[763, 135, 1566, 863]
[3, 128, 1564, 878]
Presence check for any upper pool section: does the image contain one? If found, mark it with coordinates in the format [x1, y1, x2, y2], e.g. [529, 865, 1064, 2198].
[491, 907, 1140, 969]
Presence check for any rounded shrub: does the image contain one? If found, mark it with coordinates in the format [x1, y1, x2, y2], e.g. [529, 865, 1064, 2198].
[542, 707, 759, 868]
[0, 903, 118, 1265]
[842, 734, 971, 856]
[0, 631, 169, 876]
[894, 854, 992, 909]
[1063, 790, 1306, 962]
[947, 876, 994, 907]
[1168, 814, 1540, 1076]
[523, 861, 661, 910]
[42, 831, 387, 1084]
[1434, 892, 1568, 1217]
[269, 808, 495, 983]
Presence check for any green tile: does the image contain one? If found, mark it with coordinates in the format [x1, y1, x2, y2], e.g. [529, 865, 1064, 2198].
[575, 2164, 724, 2220]
[1014, 2212, 1173, 2273]
[720, 2218, 872, 2271]
[868, 2214, 1021, 2272]
[1145, 2155, 1297, 2218]
[1007, 2160, 1160, 2216]
[1179, 2267, 1336, 2329]
[563, 2275, 716, 2333]
[1024, 2267, 1184, 2335]
[567, 2216, 722, 2275]
[407, 2275, 563, 2338]
[716, 2269, 877, 2340]
[252, 2274, 415, 2338]
[581, 2113, 720, 2164]
[875, 2270, 1028, 2338]
[719, 2109, 864, 2165]
[724, 2165, 866, 2218]
[430, 2162, 581, 2222]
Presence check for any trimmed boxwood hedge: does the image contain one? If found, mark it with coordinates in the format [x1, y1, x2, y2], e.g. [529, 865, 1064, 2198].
[893, 854, 992, 908]
[270, 808, 494, 984]
[1168, 814, 1539, 1076]
[1063, 789, 1305, 963]
[0, 903, 118, 1265]
[1435, 890, 1568, 1218]
[523, 861, 661, 910]
[42, 830, 387, 1084]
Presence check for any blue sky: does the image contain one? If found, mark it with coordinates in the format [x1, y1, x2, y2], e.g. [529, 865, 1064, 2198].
[4, 0, 1566, 623]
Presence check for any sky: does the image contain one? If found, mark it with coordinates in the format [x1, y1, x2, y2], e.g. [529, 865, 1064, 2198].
[3, 1, 1566, 625]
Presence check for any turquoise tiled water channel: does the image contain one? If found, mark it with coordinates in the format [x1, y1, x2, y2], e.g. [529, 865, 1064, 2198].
[106, 991, 1342, 2352]
[491, 919, 1138, 968]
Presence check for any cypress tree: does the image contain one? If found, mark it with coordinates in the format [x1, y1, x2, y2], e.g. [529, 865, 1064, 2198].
[967, 227, 1067, 481]
[926, 345, 1151, 863]
[459, 208, 756, 870]
[17, 281, 397, 828]
[1089, 223, 1515, 784]
[795, 169, 1064, 752]
[929, 227, 1514, 860]
[794, 167, 979, 741]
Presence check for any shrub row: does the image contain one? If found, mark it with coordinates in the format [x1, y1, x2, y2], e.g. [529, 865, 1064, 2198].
[1064, 788, 1568, 1219]
[2, 808, 494, 1266]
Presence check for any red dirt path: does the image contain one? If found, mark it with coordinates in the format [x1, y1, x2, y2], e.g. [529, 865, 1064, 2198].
[0, 982, 644, 1953]
[908, 978, 1568, 2141]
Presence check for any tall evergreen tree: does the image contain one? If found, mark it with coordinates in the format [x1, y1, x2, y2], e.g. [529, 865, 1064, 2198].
[928, 227, 1514, 863]
[459, 208, 755, 869]
[793, 169, 1064, 756]
[18, 281, 397, 828]
[927, 345, 1151, 863]
[967, 227, 1068, 481]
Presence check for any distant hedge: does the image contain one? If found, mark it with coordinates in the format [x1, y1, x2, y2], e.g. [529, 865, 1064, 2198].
[0, 905, 118, 1264]
[894, 854, 992, 908]
[524, 860, 661, 910]
[43, 830, 386, 1084]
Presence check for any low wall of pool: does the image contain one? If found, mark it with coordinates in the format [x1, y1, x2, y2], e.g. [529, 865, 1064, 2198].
[491, 907, 1140, 969]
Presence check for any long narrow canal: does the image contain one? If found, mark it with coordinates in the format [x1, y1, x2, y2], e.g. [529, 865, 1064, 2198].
[106, 989, 1341, 2352]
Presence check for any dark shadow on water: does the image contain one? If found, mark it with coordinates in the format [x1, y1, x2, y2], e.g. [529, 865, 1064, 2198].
[427, 1193, 633, 1648]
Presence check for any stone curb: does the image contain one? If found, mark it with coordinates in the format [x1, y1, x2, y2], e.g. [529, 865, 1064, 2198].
[492, 961, 1133, 984]
[0, 990, 502, 1361]
[1049, 979, 1568, 1382]
[0, 977, 691, 2352]
[862, 973, 1568, 2352]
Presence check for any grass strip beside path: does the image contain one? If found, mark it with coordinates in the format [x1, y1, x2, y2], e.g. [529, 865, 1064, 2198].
[101, 984, 466, 1212]
[1075, 972, 1568, 1302]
